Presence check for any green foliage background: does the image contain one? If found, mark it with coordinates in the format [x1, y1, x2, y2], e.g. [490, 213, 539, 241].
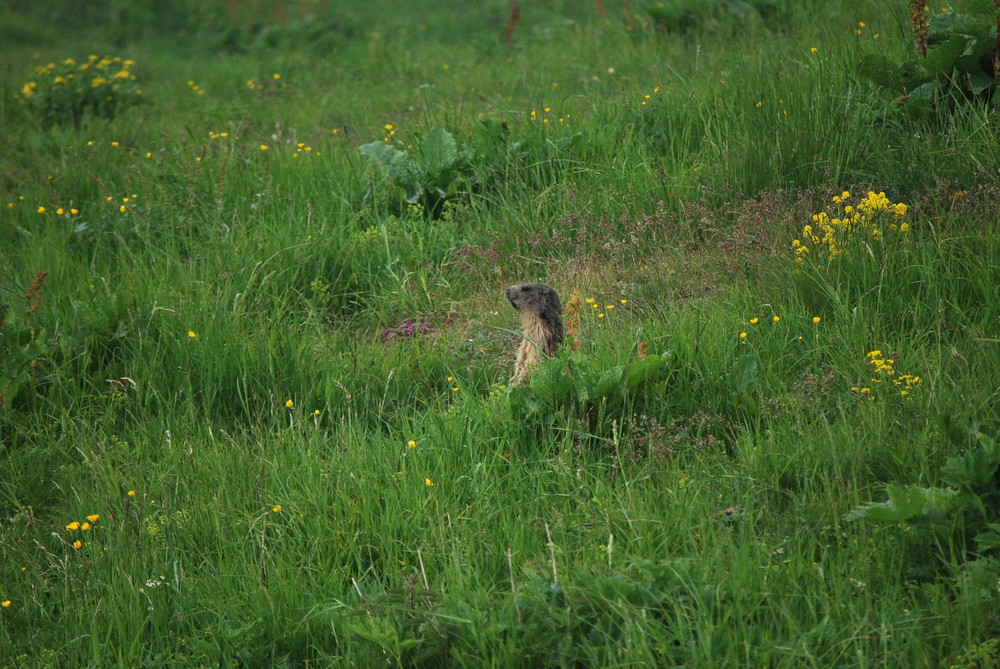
[2, 0, 1000, 666]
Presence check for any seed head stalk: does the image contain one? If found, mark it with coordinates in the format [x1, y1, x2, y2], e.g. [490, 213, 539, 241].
[909, 0, 928, 57]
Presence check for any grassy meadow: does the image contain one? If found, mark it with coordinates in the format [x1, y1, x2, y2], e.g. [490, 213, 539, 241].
[2, 0, 1000, 665]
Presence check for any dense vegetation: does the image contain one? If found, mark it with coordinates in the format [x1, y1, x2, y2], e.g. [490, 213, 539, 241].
[2, 0, 999, 666]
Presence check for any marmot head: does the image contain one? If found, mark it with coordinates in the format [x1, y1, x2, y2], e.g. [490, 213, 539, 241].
[506, 283, 562, 317]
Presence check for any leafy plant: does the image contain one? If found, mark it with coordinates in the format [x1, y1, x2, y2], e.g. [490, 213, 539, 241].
[848, 416, 1000, 566]
[510, 349, 672, 433]
[17, 55, 144, 127]
[360, 121, 582, 217]
[859, 6, 1000, 118]
[360, 127, 470, 218]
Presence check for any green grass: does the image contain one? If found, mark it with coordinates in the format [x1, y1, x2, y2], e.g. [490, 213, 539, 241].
[3, 0, 1000, 666]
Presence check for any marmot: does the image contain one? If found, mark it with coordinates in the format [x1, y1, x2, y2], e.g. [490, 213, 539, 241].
[507, 283, 564, 384]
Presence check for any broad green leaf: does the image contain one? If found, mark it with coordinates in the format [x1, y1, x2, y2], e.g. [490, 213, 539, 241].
[593, 365, 627, 401]
[550, 132, 582, 151]
[974, 524, 1000, 552]
[529, 356, 573, 404]
[626, 354, 668, 391]
[510, 385, 543, 420]
[360, 141, 424, 202]
[922, 34, 967, 79]
[567, 357, 598, 405]
[927, 12, 984, 41]
[847, 484, 959, 523]
[729, 354, 758, 394]
[941, 448, 999, 490]
[418, 127, 458, 175]
[968, 71, 994, 94]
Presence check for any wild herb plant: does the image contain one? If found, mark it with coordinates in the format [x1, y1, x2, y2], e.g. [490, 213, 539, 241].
[849, 417, 1000, 583]
[17, 55, 144, 127]
[859, 2, 1000, 118]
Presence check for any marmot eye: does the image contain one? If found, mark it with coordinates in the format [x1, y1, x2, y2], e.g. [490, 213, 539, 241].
[521, 286, 531, 292]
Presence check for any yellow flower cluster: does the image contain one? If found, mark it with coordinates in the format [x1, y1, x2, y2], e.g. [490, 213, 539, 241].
[292, 142, 320, 158]
[246, 73, 287, 93]
[63, 514, 100, 550]
[851, 350, 922, 401]
[792, 191, 910, 264]
[529, 108, 572, 125]
[19, 55, 142, 124]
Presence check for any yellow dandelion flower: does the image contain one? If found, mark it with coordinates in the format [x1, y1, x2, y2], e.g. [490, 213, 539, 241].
[188, 330, 196, 338]
[272, 505, 282, 512]
[285, 399, 294, 409]
[810, 47, 817, 53]
[425, 478, 435, 487]
[620, 299, 627, 305]
[260, 144, 269, 151]
[598, 313, 605, 318]
[772, 316, 781, 323]
[81, 522, 91, 531]
[314, 409, 321, 415]
[749, 317, 759, 325]
[37, 206, 46, 214]
[70, 208, 79, 215]
[66, 521, 81, 531]
[1, 601, 10, 608]
[740, 332, 747, 339]
[813, 316, 821, 323]
[72, 540, 82, 549]
[87, 514, 99, 523]
[127, 490, 136, 496]
[408, 440, 417, 448]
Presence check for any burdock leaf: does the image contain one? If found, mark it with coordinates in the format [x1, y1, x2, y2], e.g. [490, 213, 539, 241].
[360, 141, 425, 203]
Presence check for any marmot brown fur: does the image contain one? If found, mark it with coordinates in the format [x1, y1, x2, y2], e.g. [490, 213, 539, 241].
[506, 283, 564, 384]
